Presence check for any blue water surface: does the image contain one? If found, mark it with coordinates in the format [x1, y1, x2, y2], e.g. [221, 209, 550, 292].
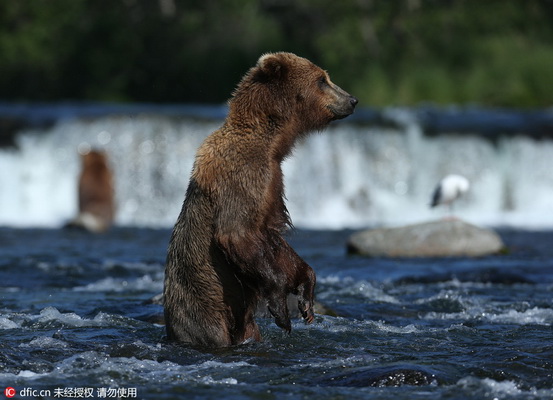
[0, 227, 552, 400]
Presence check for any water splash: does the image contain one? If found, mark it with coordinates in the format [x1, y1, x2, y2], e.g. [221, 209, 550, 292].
[2, 107, 553, 228]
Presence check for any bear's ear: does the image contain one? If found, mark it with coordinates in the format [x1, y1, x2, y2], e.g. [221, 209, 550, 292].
[255, 53, 288, 82]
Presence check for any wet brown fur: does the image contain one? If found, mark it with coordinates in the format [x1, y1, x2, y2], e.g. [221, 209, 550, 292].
[164, 52, 357, 347]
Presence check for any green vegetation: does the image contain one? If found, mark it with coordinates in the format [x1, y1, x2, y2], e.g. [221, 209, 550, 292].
[1, 0, 552, 107]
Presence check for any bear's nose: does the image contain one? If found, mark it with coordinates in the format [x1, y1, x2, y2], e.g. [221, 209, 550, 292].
[350, 96, 358, 107]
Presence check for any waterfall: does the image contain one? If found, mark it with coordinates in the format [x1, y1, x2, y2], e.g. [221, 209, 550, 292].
[1, 104, 553, 229]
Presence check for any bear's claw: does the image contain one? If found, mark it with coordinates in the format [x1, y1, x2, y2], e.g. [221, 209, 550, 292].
[304, 312, 315, 324]
[299, 301, 315, 324]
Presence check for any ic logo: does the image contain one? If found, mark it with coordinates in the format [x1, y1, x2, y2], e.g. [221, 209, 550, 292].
[4, 387, 16, 398]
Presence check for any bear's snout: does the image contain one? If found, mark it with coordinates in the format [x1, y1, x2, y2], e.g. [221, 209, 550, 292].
[329, 89, 358, 120]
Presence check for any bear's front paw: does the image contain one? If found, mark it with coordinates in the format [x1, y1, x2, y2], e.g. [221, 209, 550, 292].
[275, 315, 292, 333]
[268, 301, 292, 333]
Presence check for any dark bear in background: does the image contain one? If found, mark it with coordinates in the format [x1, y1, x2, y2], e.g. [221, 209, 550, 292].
[67, 150, 115, 233]
[164, 52, 357, 347]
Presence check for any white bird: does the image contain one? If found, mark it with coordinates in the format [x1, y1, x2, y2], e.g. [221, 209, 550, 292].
[430, 174, 470, 213]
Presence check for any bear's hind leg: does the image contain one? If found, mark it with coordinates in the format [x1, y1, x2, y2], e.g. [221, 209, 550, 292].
[239, 320, 262, 344]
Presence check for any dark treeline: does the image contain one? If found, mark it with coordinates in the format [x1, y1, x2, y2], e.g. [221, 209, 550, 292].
[2, 0, 553, 107]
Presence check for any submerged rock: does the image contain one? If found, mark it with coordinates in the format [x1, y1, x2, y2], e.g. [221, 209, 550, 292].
[347, 219, 505, 258]
[317, 364, 440, 387]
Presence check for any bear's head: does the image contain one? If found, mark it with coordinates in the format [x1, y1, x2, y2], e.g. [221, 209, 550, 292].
[230, 52, 357, 134]
[82, 150, 109, 171]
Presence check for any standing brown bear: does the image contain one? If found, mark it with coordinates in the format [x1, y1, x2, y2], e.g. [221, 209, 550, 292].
[164, 52, 357, 347]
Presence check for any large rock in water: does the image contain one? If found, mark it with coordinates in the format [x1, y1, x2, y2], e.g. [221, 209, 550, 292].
[347, 219, 505, 257]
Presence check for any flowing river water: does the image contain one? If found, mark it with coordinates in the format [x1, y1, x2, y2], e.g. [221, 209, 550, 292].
[1, 104, 552, 399]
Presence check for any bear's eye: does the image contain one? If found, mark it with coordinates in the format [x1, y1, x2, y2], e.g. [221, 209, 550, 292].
[318, 76, 328, 87]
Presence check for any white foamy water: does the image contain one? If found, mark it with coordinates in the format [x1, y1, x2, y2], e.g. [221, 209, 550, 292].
[20, 336, 71, 349]
[0, 347, 253, 387]
[423, 305, 553, 326]
[0, 316, 19, 329]
[487, 307, 553, 325]
[3, 307, 131, 329]
[317, 277, 401, 304]
[73, 273, 164, 293]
